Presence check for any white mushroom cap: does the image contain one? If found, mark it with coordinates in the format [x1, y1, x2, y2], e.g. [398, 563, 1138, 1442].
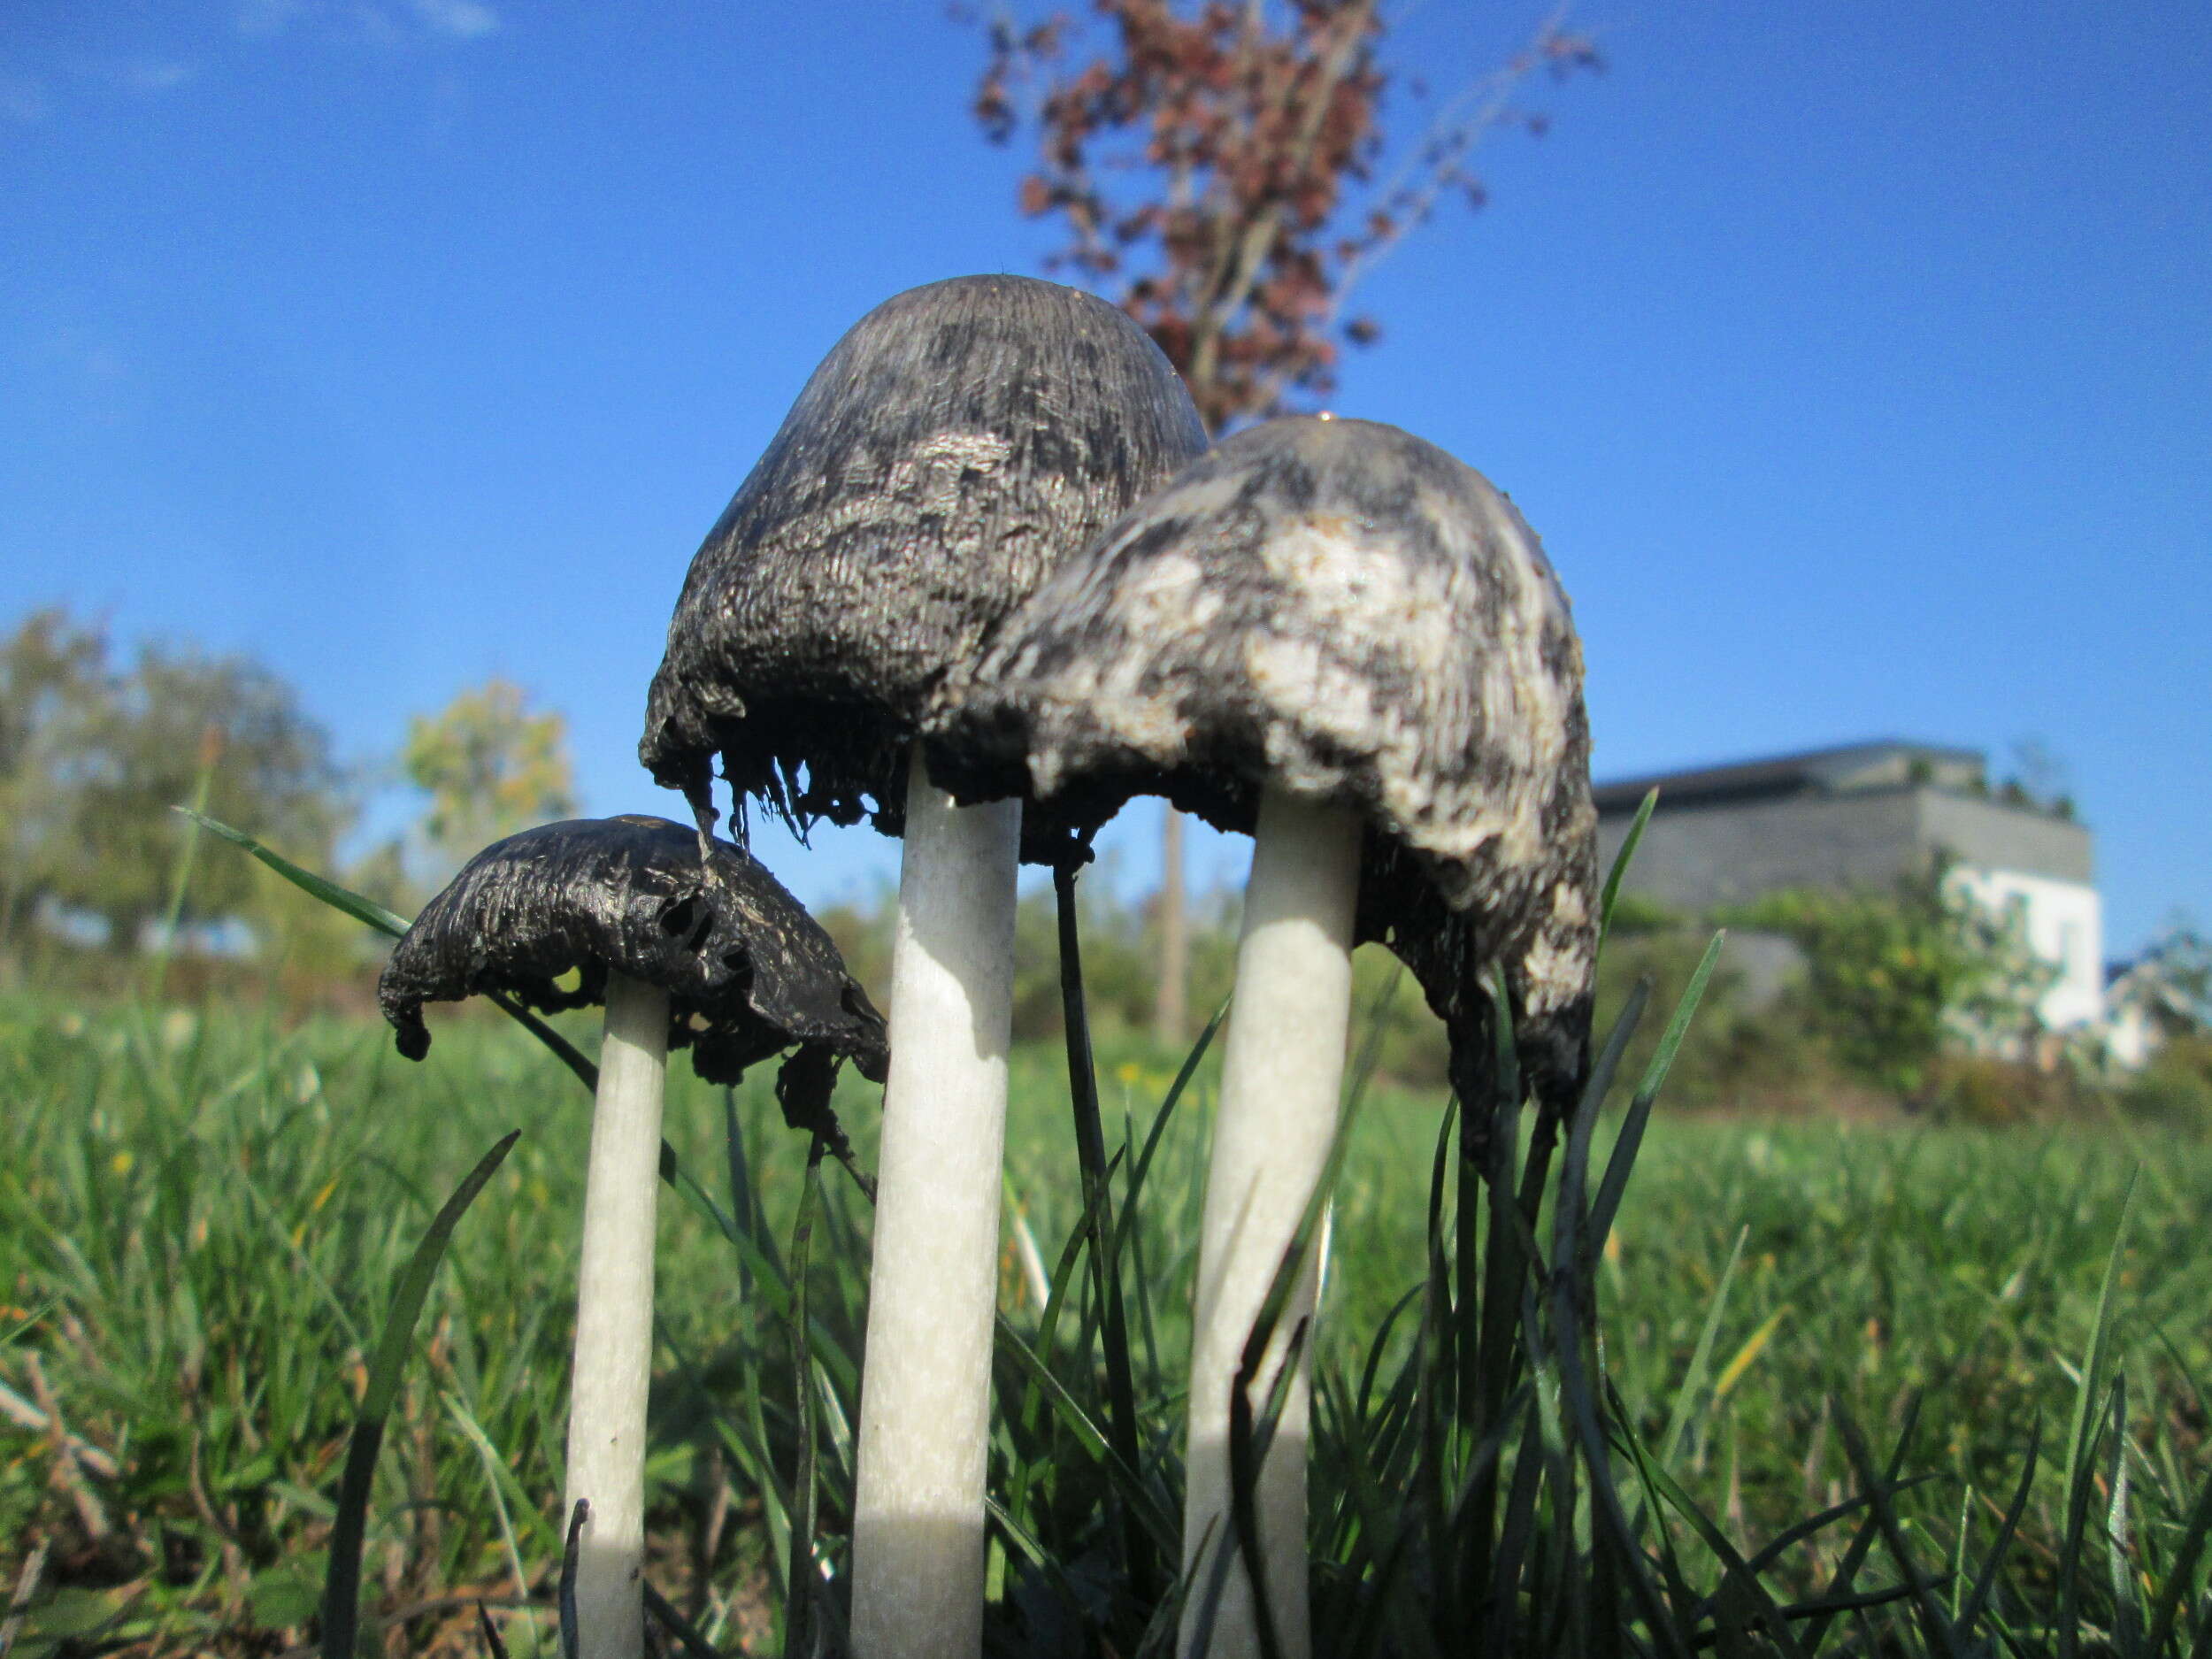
[929, 415, 1598, 1113]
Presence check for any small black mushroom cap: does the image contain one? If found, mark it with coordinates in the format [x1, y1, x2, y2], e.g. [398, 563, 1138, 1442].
[926, 416, 1598, 1126]
[378, 817, 888, 1109]
[638, 274, 1209, 856]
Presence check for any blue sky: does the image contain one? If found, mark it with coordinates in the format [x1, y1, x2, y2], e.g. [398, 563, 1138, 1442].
[4, 3, 2206, 955]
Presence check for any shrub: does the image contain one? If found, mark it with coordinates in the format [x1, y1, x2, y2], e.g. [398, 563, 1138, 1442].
[2120, 1033, 2212, 1133]
[1730, 868, 2051, 1097]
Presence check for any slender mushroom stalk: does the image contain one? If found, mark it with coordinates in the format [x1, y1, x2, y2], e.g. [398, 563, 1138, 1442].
[1185, 788, 1357, 1659]
[564, 969, 668, 1658]
[928, 417, 1601, 1659]
[639, 276, 1205, 1659]
[851, 757, 1022, 1655]
[378, 816, 888, 1659]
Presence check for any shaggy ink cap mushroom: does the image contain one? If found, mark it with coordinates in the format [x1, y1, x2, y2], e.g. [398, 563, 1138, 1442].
[639, 273, 1209, 857]
[378, 814, 887, 1124]
[933, 414, 1598, 1659]
[930, 414, 1600, 1119]
[375, 812, 886, 1658]
[640, 276, 1204, 1659]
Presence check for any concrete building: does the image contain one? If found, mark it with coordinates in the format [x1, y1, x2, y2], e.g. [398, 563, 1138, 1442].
[1594, 741, 2103, 1031]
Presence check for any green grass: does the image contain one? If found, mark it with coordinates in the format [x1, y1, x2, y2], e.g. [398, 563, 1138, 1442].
[1, 987, 2208, 1655]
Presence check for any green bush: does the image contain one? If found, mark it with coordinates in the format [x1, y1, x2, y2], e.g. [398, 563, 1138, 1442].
[1921, 1052, 2082, 1127]
[1730, 869, 2051, 1097]
[2119, 1034, 2212, 1132]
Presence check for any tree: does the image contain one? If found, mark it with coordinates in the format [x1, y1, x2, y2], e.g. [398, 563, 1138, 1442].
[0, 609, 105, 947]
[401, 678, 578, 872]
[972, 0, 1600, 1034]
[2111, 922, 2212, 1044]
[81, 643, 348, 954]
[2113, 926, 2212, 1129]
[0, 609, 350, 956]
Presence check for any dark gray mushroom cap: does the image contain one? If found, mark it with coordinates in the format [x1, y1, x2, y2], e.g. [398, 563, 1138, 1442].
[378, 816, 888, 1094]
[639, 274, 1209, 854]
[926, 415, 1597, 1119]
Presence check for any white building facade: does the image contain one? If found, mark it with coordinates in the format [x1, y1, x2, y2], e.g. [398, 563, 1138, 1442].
[1594, 741, 2105, 1036]
[1944, 865, 2104, 1032]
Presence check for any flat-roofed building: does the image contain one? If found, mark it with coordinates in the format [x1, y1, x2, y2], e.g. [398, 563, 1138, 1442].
[1594, 741, 2102, 1030]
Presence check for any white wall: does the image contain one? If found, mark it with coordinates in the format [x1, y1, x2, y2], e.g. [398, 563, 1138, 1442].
[2101, 996, 2158, 1069]
[1946, 865, 2106, 1030]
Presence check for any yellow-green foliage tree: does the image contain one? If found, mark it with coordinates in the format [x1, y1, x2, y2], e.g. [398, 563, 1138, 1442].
[401, 679, 578, 874]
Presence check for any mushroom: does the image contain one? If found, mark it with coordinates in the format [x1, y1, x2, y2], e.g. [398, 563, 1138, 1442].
[928, 415, 1598, 1659]
[378, 814, 887, 1659]
[638, 274, 1207, 1659]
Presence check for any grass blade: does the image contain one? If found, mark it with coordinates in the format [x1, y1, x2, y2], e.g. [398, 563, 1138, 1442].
[1586, 1086, 1655, 1273]
[2143, 1464, 2212, 1659]
[180, 807, 410, 938]
[1548, 1010, 1691, 1659]
[1660, 1227, 1749, 1470]
[1599, 787, 1660, 952]
[1109, 998, 1228, 1273]
[1688, 1475, 1942, 1617]
[1955, 1425, 2035, 1646]
[1225, 1313, 1310, 1659]
[1054, 862, 1152, 1605]
[1801, 1394, 1925, 1659]
[2058, 1182, 2138, 1659]
[185, 807, 608, 1092]
[557, 1502, 585, 1659]
[487, 992, 600, 1094]
[321, 1130, 520, 1659]
[1622, 1434, 1820, 1659]
[782, 1134, 828, 1656]
[148, 742, 219, 999]
[994, 1314, 1178, 1549]
[1630, 930, 1727, 1106]
[1835, 1401, 1960, 1659]
[1565, 978, 1650, 1282]
[1589, 934, 1723, 1258]
[2108, 1378, 2144, 1655]
[643, 1582, 725, 1659]
[442, 1389, 547, 1600]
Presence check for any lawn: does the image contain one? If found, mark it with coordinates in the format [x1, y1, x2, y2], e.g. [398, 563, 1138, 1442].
[0, 988, 2206, 1655]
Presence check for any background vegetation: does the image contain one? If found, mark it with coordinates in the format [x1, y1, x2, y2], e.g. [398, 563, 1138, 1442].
[1, 986, 2208, 1655]
[5, 604, 2210, 1655]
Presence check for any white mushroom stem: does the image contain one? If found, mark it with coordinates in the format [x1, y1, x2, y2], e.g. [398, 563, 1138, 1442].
[850, 752, 1022, 1659]
[564, 969, 670, 1659]
[1181, 787, 1360, 1659]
